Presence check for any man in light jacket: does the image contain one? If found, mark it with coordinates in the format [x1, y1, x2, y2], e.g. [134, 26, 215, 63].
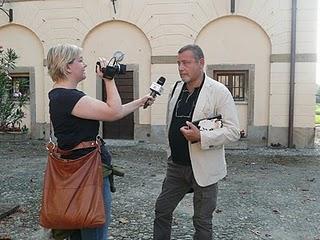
[153, 44, 240, 240]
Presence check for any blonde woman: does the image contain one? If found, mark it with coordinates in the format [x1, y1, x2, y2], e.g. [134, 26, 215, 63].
[46, 43, 153, 240]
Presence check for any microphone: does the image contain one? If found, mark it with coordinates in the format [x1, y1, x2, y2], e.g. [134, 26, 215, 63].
[143, 76, 166, 109]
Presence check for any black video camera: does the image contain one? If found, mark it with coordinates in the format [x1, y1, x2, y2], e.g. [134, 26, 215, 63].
[96, 51, 126, 80]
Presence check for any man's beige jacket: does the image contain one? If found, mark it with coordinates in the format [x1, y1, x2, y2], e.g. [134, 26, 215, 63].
[166, 74, 240, 187]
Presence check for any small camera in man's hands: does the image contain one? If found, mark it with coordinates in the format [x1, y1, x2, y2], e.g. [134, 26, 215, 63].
[96, 51, 127, 80]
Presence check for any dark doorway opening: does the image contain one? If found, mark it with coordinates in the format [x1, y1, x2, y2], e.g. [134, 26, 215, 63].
[102, 71, 134, 139]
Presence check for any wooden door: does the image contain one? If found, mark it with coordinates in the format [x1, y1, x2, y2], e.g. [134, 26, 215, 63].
[102, 71, 134, 139]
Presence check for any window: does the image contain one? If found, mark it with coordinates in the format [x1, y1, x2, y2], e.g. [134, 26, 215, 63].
[9, 72, 30, 100]
[214, 70, 248, 101]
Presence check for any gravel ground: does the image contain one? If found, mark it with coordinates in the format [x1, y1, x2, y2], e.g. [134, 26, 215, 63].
[0, 139, 319, 240]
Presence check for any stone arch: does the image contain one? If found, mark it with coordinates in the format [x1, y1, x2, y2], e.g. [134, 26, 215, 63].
[0, 24, 44, 137]
[196, 15, 271, 145]
[81, 20, 151, 97]
[81, 20, 152, 138]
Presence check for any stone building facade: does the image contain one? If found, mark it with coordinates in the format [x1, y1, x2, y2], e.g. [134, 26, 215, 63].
[0, 0, 318, 147]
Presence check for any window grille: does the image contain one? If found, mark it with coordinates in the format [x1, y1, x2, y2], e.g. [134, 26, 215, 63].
[214, 70, 248, 101]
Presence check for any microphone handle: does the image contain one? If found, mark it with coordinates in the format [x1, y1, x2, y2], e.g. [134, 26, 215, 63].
[143, 99, 150, 109]
[150, 91, 157, 98]
[143, 91, 157, 109]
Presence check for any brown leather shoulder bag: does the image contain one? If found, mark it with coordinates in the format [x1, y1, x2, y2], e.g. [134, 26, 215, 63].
[39, 140, 105, 229]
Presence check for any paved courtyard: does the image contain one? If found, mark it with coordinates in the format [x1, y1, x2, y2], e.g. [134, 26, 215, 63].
[0, 140, 319, 240]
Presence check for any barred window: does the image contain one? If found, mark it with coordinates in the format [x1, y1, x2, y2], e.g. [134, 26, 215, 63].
[214, 70, 248, 101]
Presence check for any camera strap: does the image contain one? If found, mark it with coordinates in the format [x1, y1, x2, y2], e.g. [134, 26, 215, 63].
[170, 81, 181, 101]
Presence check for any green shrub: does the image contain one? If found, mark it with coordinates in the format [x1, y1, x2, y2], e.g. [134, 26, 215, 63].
[316, 104, 320, 114]
[0, 47, 28, 132]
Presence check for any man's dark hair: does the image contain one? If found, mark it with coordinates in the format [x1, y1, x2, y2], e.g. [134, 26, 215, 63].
[178, 44, 204, 62]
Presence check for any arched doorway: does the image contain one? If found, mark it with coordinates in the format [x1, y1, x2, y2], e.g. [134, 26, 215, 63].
[0, 24, 44, 137]
[82, 21, 151, 139]
[196, 16, 271, 145]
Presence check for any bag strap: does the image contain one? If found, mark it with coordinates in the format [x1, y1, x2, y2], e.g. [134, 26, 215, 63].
[46, 139, 100, 154]
[49, 120, 52, 141]
[55, 140, 100, 154]
[47, 119, 101, 154]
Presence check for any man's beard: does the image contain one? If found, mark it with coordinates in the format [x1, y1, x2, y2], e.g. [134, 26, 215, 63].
[180, 76, 191, 83]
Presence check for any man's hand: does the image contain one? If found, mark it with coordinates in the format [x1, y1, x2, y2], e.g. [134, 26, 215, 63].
[180, 121, 201, 143]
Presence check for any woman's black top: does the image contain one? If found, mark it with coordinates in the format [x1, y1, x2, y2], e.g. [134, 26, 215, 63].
[49, 88, 99, 149]
[48, 88, 111, 164]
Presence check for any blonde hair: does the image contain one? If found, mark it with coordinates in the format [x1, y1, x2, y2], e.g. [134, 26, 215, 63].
[47, 44, 82, 82]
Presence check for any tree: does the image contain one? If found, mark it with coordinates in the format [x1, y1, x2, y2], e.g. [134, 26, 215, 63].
[0, 46, 28, 132]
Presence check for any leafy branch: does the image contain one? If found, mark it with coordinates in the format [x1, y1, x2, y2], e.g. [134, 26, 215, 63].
[0, 47, 28, 132]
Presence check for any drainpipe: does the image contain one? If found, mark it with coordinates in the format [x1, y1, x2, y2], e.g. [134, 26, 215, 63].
[288, 0, 297, 148]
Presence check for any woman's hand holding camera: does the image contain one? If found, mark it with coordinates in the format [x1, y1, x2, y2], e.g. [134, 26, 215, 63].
[96, 57, 116, 80]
